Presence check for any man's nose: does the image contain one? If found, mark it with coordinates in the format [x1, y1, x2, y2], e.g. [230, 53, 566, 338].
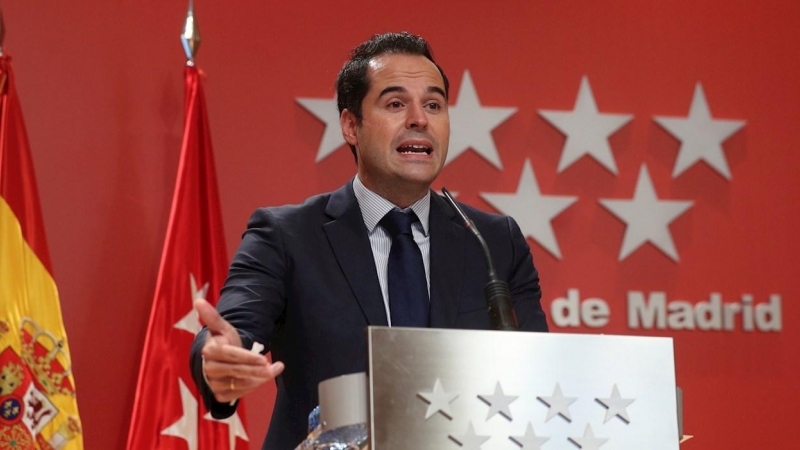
[406, 103, 428, 129]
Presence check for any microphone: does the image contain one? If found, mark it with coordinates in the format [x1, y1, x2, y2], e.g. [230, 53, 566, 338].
[441, 188, 519, 331]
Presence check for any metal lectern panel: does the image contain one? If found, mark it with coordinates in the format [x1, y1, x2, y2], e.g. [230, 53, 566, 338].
[368, 327, 679, 450]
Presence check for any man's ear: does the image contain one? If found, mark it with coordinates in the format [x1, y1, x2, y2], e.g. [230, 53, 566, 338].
[340, 109, 359, 147]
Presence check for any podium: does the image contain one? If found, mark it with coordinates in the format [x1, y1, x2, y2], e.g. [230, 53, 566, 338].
[366, 326, 680, 449]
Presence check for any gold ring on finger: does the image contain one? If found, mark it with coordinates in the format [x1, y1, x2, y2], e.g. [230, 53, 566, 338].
[230, 377, 236, 391]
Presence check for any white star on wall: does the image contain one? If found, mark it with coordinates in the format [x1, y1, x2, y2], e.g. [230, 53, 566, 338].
[596, 384, 635, 424]
[161, 378, 198, 450]
[654, 83, 745, 180]
[481, 160, 578, 259]
[204, 411, 250, 449]
[510, 423, 550, 450]
[538, 75, 633, 175]
[449, 421, 490, 450]
[537, 383, 578, 422]
[417, 378, 459, 420]
[447, 70, 517, 169]
[568, 424, 608, 450]
[297, 96, 344, 162]
[599, 165, 693, 262]
[174, 273, 208, 335]
[478, 382, 518, 421]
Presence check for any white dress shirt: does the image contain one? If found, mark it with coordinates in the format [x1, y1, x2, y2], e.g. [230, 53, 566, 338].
[352, 176, 431, 325]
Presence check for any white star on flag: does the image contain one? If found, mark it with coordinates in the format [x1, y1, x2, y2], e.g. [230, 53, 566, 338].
[161, 378, 198, 450]
[478, 381, 518, 421]
[297, 96, 344, 162]
[537, 383, 578, 422]
[596, 384, 635, 423]
[599, 165, 693, 262]
[654, 82, 745, 180]
[510, 423, 550, 450]
[447, 70, 517, 169]
[538, 75, 633, 175]
[204, 411, 250, 449]
[174, 273, 208, 335]
[481, 159, 578, 259]
[449, 421, 490, 450]
[568, 424, 608, 450]
[417, 378, 459, 420]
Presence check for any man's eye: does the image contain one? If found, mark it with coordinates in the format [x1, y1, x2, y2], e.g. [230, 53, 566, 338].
[426, 102, 441, 110]
[388, 101, 403, 108]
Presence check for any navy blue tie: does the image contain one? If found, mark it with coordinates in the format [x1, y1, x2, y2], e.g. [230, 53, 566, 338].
[380, 209, 430, 327]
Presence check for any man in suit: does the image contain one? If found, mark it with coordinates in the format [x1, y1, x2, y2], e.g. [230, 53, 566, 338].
[190, 32, 548, 449]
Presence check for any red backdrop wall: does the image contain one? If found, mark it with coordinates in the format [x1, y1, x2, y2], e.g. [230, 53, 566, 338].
[4, 1, 798, 448]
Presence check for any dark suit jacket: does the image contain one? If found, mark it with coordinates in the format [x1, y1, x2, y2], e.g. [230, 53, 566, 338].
[190, 180, 548, 449]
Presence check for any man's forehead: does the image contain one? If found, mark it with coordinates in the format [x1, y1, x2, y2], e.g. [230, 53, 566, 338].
[366, 54, 445, 90]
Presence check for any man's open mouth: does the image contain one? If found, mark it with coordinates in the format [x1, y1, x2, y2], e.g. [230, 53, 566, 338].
[396, 144, 432, 155]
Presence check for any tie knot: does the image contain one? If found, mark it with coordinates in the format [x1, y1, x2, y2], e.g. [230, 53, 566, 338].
[380, 209, 417, 238]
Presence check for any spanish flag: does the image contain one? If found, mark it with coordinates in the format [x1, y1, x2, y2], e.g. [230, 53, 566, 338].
[0, 56, 83, 448]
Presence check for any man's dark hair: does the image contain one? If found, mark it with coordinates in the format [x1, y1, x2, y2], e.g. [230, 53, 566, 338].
[336, 32, 449, 160]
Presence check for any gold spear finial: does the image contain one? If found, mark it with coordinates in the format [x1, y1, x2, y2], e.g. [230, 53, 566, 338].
[181, 1, 200, 65]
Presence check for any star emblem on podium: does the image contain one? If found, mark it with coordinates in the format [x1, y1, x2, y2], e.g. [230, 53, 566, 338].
[510, 423, 550, 449]
[449, 421, 490, 450]
[537, 383, 578, 422]
[418, 378, 459, 420]
[568, 424, 608, 449]
[596, 384, 635, 424]
[478, 381, 518, 421]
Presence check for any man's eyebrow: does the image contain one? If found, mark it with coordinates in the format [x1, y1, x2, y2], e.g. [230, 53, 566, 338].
[377, 85, 447, 100]
[427, 86, 447, 99]
[378, 86, 407, 99]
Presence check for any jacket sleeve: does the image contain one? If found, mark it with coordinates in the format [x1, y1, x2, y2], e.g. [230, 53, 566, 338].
[189, 207, 289, 418]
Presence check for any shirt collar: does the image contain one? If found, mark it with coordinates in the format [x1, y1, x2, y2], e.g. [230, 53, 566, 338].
[353, 175, 430, 236]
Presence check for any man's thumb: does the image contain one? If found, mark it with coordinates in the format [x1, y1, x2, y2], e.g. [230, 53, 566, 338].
[195, 298, 233, 336]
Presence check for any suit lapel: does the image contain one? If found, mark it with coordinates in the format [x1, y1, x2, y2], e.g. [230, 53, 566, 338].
[428, 192, 465, 328]
[323, 181, 389, 326]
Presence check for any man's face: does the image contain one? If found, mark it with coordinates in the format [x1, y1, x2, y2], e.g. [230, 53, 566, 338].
[341, 53, 450, 206]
